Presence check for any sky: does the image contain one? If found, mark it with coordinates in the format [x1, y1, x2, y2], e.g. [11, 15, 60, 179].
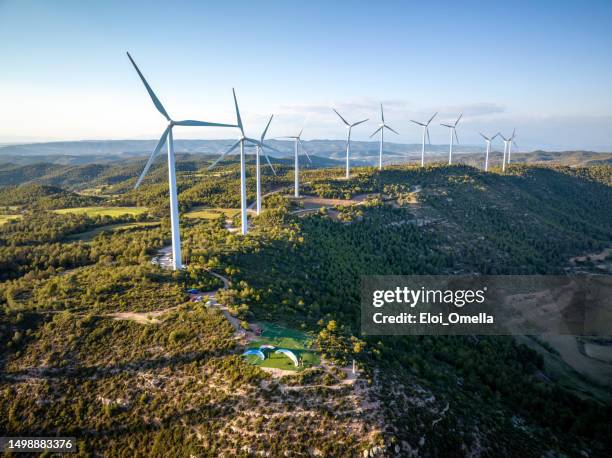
[1, 0, 611, 151]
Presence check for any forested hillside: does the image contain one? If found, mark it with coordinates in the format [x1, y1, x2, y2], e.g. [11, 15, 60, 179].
[0, 159, 610, 456]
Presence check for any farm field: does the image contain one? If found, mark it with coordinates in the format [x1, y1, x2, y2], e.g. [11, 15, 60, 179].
[53, 206, 148, 217]
[0, 214, 22, 225]
[183, 207, 241, 219]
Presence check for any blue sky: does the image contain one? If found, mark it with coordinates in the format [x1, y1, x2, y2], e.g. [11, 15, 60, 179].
[1, 0, 611, 150]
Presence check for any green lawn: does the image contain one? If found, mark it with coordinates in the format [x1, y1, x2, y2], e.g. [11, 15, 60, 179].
[65, 221, 160, 242]
[54, 206, 148, 217]
[0, 214, 22, 225]
[184, 207, 240, 220]
[244, 322, 320, 371]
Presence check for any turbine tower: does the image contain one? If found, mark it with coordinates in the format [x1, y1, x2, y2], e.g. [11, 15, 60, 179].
[499, 133, 510, 172]
[370, 104, 399, 170]
[127, 52, 236, 270]
[254, 115, 277, 215]
[507, 129, 518, 164]
[479, 132, 500, 172]
[208, 89, 279, 235]
[440, 113, 462, 165]
[410, 112, 437, 167]
[279, 130, 311, 198]
[333, 109, 368, 178]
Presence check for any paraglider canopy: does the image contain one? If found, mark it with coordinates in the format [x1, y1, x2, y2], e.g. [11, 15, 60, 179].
[242, 349, 265, 360]
[275, 348, 299, 367]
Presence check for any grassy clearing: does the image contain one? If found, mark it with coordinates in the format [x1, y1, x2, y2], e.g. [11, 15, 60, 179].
[65, 221, 160, 242]
[0, 214, 22, 225]
[245, 322, 320, 371]
[53, 206, 148, 217]
[184, 207, 240, 219]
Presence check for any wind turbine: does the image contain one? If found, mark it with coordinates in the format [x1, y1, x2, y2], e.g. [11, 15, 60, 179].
[127, 52, 236, 270]
[254, 115, 277, 215]
[278, 129, 312, 198]
[499, 132, 512, 172]
[507, 129, 518, 165]
[370, 104, 399, 170]
[333, 109, 368, 178]
[479, 132, 500, 172]
[410, 112, 437, 167]
[440, 113, 462, 165]
[208, 89, 280, 235]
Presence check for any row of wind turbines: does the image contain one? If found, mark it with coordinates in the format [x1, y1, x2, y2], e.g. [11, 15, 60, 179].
[127, 52, 518, 270]
[335, 107, 518, 175]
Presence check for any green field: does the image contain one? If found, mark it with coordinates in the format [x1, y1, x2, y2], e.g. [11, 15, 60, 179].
[244, 322, 320, 371]
[0, 214, 22, 225]
[53, 206, 148, 217]
[184, 207, 240, 219]
[65, 221, 160, 242]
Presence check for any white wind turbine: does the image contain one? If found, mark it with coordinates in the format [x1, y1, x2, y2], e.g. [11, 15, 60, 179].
[410, 112, 437, 167]
[499, 132, 512, 172]
[278, 129, 312, 198]
[479, 132, 500, 172]
[333, 109, 368, 178]
[440, 113, 462, 165]
[208, 89, 280, 235]
[127, 52, 236, 270]
[507, 128, 518, 165]
[370, 104, 399, 170]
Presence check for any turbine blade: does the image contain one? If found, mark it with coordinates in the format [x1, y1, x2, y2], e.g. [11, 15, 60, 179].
[370, 126, 383, 137]
[127, 52, 171, 121]
[410, 120, 426, 126]
[455, 113, 463, 126]
[380, 103, 385, 123]
[479, 132, 488, 140]
[454, 128, 459, 144]
[333, 109, 350, 126]
[440, 123, 453, 128]
[262, 151, 277, 176]
[134, 126, 170, 189]
[426, 128, 431, 145]
[175, 120, 236, 127]
[232, 88, 244, 135]
[385, 125, 399, 135]
[427, 112, 438, 125]
[261, 114, 274, 141]
[298, 128, 303, 139]
[299, 139, 312, 163]
[208, 139, 241, 170]
[351, 118, 369, 127]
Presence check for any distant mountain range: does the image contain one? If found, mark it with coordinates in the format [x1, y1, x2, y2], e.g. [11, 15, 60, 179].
[0, 139, 481, 165]
[0, 139, 610, 168]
